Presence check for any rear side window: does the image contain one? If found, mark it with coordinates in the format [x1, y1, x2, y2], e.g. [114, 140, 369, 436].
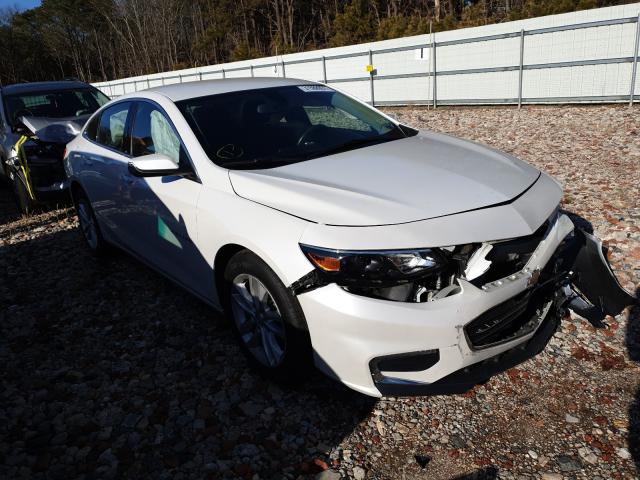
[96, 102, 131, 152]
[130, 102, 181, 164]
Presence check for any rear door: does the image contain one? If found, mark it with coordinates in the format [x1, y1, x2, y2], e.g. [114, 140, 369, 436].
[75, 101, 134, 245]
[121, 100, 207, 296]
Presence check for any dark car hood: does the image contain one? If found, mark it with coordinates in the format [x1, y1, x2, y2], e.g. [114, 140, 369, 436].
[19, 115, 88, 144]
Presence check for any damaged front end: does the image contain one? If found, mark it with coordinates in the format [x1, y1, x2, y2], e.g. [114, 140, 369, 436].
[6, 116, 85, 208]
[291, 212, 635, 396]
[293, 211, 635, 335]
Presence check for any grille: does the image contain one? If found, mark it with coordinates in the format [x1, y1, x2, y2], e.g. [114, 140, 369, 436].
[465, 288, 549, 349]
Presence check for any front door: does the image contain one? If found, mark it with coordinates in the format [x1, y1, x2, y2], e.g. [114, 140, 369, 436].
[121, 101, 209, 297]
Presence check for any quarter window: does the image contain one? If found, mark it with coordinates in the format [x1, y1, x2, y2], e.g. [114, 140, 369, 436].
[130, 102, 181, 165]
[85, 113, 100, 141]
[96, 102, 131, 152]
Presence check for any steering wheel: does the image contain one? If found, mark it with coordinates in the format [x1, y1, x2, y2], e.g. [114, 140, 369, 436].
[297, 124, 327, 147]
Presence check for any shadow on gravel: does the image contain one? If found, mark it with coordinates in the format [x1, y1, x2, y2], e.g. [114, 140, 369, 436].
[0, 219, 374, 479]
[0, 180, 22, 224]
[451, 466, 498, 480]
[566, 209, 638, 475]
[627, 287, 640, 475]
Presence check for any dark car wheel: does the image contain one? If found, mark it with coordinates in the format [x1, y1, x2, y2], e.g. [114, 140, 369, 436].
[224, 250, 313, 382]
[8, 169, 36, 215]
[75, 192, 108, 256]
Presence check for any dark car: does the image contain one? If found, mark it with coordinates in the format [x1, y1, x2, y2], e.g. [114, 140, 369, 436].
[0, 80, 109, 213]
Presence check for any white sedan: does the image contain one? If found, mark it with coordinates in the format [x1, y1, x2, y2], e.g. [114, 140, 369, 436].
[64, 78, 633, 397]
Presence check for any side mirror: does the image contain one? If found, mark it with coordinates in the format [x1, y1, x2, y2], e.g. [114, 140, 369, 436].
[128, 153, 182, 177]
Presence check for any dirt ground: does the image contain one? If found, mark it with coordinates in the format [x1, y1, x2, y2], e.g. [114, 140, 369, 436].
[0, 105, 638, 479]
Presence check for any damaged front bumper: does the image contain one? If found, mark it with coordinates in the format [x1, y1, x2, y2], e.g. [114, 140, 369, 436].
[7, 137, 71, 204]
[296, 213, 635, 397]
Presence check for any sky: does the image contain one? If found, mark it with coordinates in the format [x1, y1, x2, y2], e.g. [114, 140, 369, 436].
[0, 0, 41, 11]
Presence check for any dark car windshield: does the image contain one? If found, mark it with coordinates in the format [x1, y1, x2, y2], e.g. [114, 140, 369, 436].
[176, 85, 413, 169]
[3, 88, 109, 126]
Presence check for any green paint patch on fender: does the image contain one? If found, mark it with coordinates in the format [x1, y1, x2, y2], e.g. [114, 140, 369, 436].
[157, 216, 183, 249]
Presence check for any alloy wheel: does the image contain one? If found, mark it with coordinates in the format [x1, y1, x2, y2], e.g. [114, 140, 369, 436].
[231, 273, 287, 367]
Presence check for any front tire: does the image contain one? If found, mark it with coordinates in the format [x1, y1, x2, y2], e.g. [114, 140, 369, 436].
[224, 250, 313, 382]
[8, 168, 36, 215]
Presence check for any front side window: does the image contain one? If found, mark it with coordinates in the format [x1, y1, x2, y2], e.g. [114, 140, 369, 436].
[130, 102, 181, 164]
[3, 88, 109, 126]
[177, 85, 411, 170]
[96, 102, 131, 152]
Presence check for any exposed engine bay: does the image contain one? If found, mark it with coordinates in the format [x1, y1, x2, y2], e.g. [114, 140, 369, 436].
[6, 115, 87, 205]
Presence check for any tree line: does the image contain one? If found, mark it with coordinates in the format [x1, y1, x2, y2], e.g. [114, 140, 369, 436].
[0, 0, 634, 86]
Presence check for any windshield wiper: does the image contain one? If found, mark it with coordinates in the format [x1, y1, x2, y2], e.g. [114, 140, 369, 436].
[222, 151, 305, 169]
[223, 129, 406, 169]
[313, 137, 383, 158]
[315, 129, 406, 158]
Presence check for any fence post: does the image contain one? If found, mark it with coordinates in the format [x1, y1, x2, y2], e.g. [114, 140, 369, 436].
[368, 49, 375, 106]
[147, 78, 151, 89]
[198, 72, 202, 81]
[322, 56, 327, 83]
[281, 60, 286, 78]
[518, 28, 525, 108]
[179, 74, 182, 83]
[432, 41, 437, 109]
[250, 65, 254, 77]
[630, 13, 640, 106]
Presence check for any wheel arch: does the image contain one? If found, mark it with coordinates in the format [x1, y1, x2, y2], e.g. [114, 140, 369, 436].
[214, 243, 247, 305]
[69, 180, 86, 204]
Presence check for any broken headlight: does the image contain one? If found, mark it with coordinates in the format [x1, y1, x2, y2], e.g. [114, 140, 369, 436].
[299, 244, 448, 288]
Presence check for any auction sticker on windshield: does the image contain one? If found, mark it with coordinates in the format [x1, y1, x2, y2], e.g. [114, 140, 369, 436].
[298, 85, 333, 92]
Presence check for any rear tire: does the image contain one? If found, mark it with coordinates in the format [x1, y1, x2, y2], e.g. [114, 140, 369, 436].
[224, 250, 313, 383]
[74, 191, 108, 257]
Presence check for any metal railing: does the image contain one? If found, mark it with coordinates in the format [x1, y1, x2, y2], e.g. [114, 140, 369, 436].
[94, 12, 640, 107]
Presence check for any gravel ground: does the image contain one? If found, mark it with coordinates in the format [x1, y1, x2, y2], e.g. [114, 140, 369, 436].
[1, 105, 639, 480]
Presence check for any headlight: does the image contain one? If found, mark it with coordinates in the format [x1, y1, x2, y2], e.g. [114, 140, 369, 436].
[300, 244, 448, 287]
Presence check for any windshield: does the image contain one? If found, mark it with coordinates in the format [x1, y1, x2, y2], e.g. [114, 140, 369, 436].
[176, 85, 412, 169]
[3, 88, 110, 126]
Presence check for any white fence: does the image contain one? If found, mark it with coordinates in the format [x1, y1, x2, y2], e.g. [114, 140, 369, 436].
[93, 3, 640, 107]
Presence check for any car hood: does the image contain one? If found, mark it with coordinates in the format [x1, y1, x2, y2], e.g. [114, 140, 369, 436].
[228, 131, 541, 226]
[19, 115, 88, 144]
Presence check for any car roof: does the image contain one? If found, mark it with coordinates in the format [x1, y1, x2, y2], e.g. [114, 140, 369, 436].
[1, 80, 93, 96]
[139, 77, 317, 102]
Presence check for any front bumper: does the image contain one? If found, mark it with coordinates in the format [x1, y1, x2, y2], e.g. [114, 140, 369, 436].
[7, 138, 70, 204]
[297, 214, 633, 397]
